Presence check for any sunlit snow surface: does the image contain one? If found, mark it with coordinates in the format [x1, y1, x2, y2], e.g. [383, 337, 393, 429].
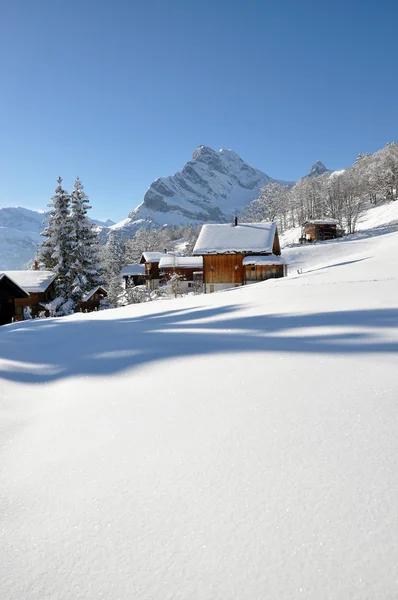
[1, 203, 398, 599]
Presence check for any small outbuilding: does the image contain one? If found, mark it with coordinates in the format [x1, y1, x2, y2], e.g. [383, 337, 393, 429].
[158, 256, 203, 293]
[121, 264, 146, 288]
[0, 273, 30, 325]
[193, 219, 286, 293]
[301, 219, 343, 243]
[78, 286, 108, 312]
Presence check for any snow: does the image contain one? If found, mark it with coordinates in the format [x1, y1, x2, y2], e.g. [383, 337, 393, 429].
[1, 205, 398, 599]
[121, 264, 145, 276]
[193, 221, 277, 254]
[158, 256, 203, 269]
[2, 270, 56, 293]
[304, 218, 339, 225]
[242, 255, 286, 266]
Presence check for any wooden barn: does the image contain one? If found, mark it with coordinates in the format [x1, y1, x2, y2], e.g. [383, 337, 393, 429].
[121, 264, 146, 288]
[193, 218, 286, 293]
[78, 286, 108, 312]
[301, 219, 342, 243]
[158, 255, 203, 293]
[3, 270, 56, 319]
[140, 252, 169, 290]
[0, 273, 30, 325]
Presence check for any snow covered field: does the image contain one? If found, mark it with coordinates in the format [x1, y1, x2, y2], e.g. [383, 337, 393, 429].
[1, 206, 398, 599]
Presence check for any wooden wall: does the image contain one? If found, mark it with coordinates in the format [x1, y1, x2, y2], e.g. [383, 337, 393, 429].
[244, 264, 284, 283]
[203, 254, 245, 286]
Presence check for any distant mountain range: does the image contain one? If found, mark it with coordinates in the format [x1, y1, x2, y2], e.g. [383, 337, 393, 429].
[0, 207, 114, 270]
[0, 149, 332, 269]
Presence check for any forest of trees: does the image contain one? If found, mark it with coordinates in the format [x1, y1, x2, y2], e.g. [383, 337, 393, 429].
[242, 142, 398, 235]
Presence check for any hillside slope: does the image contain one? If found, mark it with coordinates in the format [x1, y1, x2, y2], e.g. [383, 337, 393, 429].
[1, 214, 398, 599]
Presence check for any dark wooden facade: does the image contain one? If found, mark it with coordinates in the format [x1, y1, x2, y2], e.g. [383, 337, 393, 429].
[0, 275, 29, 325]
[78, 287, 108, 312]
[301, 221, 342, 243]
[14, 283, 56, 319]
[244, 264, 284, 283]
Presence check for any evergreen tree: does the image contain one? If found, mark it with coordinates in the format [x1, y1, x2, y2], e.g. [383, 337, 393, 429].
[69, 177, 103, 302]
[39, 177, 73, 299]
[102, 230, 125, 288]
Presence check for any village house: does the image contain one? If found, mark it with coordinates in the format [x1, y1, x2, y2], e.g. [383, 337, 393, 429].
[3, 270, 57, 319]
[0, 273, 30, 325]
[193, 218, 287, 293]
[140, 252, 169, 290]
[158, 255, 203, 293]
[121, 264, 146, 288]
[78, 286, 108, 312]
[300, 219, 343, 243]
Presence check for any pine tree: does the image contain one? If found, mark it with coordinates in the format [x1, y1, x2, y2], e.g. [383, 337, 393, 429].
[69, 177, 103, 302]
[102, 230, 125, 288]
[39, 177, 73, 299]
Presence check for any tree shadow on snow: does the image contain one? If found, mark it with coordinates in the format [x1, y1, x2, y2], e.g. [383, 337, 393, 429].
[0, 303, 397, 384]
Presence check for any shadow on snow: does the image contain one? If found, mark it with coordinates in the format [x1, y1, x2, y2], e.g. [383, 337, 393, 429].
[0, 302, 397, 384]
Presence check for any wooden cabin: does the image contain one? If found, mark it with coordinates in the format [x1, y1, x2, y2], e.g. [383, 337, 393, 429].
[301, 219, 342, 243]
[3, 270, 56, 319]
[121, 264, 146, 288]
[78, 286, 108, 312]
[193, 219, 286, 293]
[0, 273, 30, 325]
[140, 252, 169, 290]
[158, 256, 203, 293]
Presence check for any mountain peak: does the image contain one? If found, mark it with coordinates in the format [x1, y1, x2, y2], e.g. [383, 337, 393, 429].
[306, 161, 331, 178]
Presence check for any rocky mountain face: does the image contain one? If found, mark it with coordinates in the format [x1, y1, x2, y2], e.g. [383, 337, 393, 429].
[116, 146, 286, 234]
[304, 161, 332, 178]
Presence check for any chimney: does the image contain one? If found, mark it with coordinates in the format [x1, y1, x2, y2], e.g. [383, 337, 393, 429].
[33, 260, 39, 271]
[234, 216, 238, 227]
[164, 248, 167, 254]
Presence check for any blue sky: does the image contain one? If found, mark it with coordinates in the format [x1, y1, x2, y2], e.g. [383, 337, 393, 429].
[1, 0, 397, 221]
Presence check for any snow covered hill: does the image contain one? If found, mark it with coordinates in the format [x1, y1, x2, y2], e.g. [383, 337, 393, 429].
[1, 203, 398, 599]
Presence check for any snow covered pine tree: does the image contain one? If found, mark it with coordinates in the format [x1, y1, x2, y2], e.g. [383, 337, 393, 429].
[69, 177, 103, 303]
[39, 177, 74, 312]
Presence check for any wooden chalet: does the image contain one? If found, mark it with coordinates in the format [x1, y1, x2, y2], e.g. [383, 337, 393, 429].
[3, 270, 56, 319]
[140, 252, 169, 290]
[158, 255, 203, 293]
[193, 218, 287, 293]
[121, 264, 146, 288]
[0, 273, 30, 325]
[301, 219, 343, 243]
[78, 286, 108, 312]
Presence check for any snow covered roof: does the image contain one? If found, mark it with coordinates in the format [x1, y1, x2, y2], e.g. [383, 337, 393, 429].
[242, 255, 287, 266]
[193, 222, 277, 255]
[3, 270, 56, 293]
[81, 286, 108, 302]
[0, 273, 30, 297]
[158, 256, 203, 269]
[121, 264, 145, 276]
[141, 252, 169, 263]
[304, 219, 339, 225]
